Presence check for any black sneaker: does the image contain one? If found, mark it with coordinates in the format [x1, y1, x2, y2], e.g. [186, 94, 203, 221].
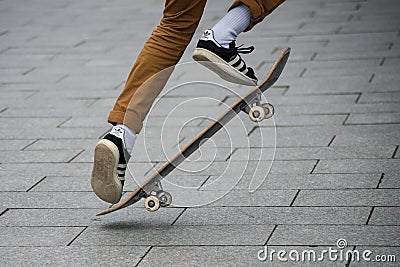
[91, 129, 130, 204]
[193, 29, 258, 86]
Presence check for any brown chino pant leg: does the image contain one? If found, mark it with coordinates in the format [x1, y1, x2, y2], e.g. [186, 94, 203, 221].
[108, 0, 207, 133]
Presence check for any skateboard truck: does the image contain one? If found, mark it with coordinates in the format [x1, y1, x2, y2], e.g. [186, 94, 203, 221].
[243, 93, 275, 122]
[143, 181, 172, 212]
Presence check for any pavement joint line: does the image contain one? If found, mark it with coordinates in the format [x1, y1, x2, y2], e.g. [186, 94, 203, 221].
[310, 52, 317, 61]
[379, 57, 386, 66]
[171, 208, 187, 226]
[135, 246, 153, 267]
[24, 91, 38, 100]
[376, 173, 385, 189]
[391, 145, 399, 159]
[342, 114, 351, 125]
[224, 147, 238, 161]
[0, 208, 9, 216]
[310, 159, 320, 174]
[21, 139, 39, 151]
[368, 73, 375, 83]
[354, 93, 362, 104]
[66, 226, 88, 246]
[55, 74, 69, 84]
[289, 190, 300, 207]
[21, 67, 36, 76]
[299, 67, 307, 77]
[255, 60, 265, 70]
[67, 149, 85, 163]
[327, 135, 336, 147]
[197, 175, 212, 190]
[278, 85, 290, 96]
[264, 224, 278, 246]
[365, 207, 375, 225]
[26, 176, 47, 192]
[345, 246, 356, 267]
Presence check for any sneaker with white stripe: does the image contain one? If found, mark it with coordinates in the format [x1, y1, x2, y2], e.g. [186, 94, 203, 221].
[91, 129, 131, 204]
[193, 29, 258, 86]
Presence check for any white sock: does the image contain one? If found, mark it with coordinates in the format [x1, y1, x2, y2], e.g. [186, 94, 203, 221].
[211, 4, 251, 48]
[111, 123, 137, 157]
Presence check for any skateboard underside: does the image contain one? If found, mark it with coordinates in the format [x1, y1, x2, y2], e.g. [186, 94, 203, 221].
[97, 47, 290, 216]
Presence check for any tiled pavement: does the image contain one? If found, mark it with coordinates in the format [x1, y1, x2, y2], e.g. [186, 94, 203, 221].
[0, 0, 399, 266]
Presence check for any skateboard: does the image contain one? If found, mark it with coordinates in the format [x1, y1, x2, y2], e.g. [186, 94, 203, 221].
[97, 47, 290, 216]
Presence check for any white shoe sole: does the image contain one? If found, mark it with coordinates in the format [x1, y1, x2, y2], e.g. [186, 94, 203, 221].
[193, 48, 257, 86]
[91, 139, 122, 204]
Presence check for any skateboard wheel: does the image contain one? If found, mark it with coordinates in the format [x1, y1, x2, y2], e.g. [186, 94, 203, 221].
[144, 196, 160, 212]
[262, 103, 275, 119]
[157, 191, 172, 207]
[249, 106, 266, 122]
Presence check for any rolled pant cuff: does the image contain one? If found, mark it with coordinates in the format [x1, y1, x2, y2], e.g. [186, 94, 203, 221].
[108, 110, 142, 134]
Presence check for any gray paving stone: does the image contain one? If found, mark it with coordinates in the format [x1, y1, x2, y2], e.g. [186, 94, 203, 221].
[279, 102, 400, 116]
[284, 77, 370, 95]
[358, 92, 400, 104]
[205, 173, 381, 191]
[0, 246, 148, 267]
[368, 207, 400, 226]
[0, 192, 108, 209]
[0, 139, 34, 151]
[332, 129, 400, 147]
[209, 189, 297, 207]
[269, 225, 400, 246]
[75, 224, 274, 246]
[232, 146, 394, 161]
[273, 114, 348, 126]
[345, 113, 400, 125]
[294, 59, 380, 78]
[294, 189, 400, 207]
[0, 175, 45, 192]
[314, 159, 400, 173]
[0, 127, 106, 139]
[380, 173, 400, 188]
[0, 226, 84, 246]
[0, 209, 97, 227]
[25, 138, 97, 150]
[0, 207, 183, 227]
[31, 176, 92, 192]
[253, 126, 334, 147]
[0, 149, 83, 163]
[0, 163, 92, 183]
[174, 207, 369, 226]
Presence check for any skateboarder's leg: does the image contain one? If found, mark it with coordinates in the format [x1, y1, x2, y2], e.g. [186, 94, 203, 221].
[91, 0, 207, 204]
[108, 0, 207, 134]
[193, 0, 285, 85]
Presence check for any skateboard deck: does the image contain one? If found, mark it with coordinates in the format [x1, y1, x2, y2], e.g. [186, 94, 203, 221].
[97, 47, 290, 216]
